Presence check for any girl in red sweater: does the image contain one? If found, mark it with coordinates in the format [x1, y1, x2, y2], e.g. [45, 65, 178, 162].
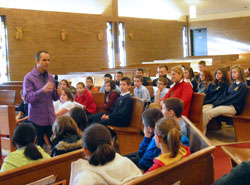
[75, 82, 97, 115]
[161, 66, 193, 117]
[146, 117, 190, 173]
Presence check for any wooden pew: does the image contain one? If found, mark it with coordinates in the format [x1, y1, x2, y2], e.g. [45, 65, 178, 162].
[0, 90, 16, 105]
[108, 97, 146, 155]
[126, 116, 215, 185]
[0, 85, 23, 105]
[0, 149, 84, 185]
[129, 86, 154, 99]
[2, 81, 23, 86]
[91, 92, 104, 112]
[188, 93, 206, 132]
[0, 105, 16, 151]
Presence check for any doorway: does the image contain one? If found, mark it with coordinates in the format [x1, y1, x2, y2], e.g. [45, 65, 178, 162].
[190, 28, 207, 56]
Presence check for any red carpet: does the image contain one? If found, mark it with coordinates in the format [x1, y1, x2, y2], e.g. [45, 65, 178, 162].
[213, 142, 250, 181]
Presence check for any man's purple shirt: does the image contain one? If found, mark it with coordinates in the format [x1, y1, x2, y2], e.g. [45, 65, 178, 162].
[23, 67, 59, 126]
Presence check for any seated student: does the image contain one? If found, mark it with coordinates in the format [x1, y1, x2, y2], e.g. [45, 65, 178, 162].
[99, 74, 112, 92]
[198, 70, 213, 93]
[60, 79, 76, 96]
[70, 124, 142, 185]
[154, 77, 169, 104]
[85, 76, 99, 93]
[70, 107, 88, 132]
[103, 80, 120, 113]
[152, 65, 171, 88]
[203, 65, 247, 133]
[195, 60, 207, 81]
[146, 117, 190, 173]
[92, 77, 133, 127]
[51, 115, 83, 157]
[134, 75, 151, 102]
[132, 68, 150, 86]
[75, 82, 97, 115]
[54, 88, 75, 117]
[213, 161, 250, 185]
[161, 65, 193, 117]
[115, 71, 123, 86]
[1, 123, 50, 172]
[184, 67, 198, 92]
[244, 67, 250, 86]
[16, 90, 29, 124]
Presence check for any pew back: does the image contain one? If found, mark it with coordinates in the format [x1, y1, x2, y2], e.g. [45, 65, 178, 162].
[125, 117, 215, 185]
[0, 149, 84, 185]
[0, 90, 16, 105]
[0, 85, 23, 105]
[91, 92, 104, 112]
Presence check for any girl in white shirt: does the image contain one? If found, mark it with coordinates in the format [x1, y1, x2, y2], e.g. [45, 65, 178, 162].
[54, 88, 75, 117]
[70, 124, 142, 185]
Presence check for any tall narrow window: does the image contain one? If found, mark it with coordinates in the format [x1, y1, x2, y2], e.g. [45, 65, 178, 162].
[106, 22, 115, 68]
[0, 16, 8, 83]
[182, 26, 188, 57]
[118, 22, 126, 67]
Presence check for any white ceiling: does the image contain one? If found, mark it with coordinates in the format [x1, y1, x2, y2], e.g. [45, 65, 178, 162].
[0, 0, 249, 21]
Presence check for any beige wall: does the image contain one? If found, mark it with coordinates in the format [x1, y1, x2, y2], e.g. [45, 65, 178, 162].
[0, 8, 184, 81]
[189, 17, 250, 56]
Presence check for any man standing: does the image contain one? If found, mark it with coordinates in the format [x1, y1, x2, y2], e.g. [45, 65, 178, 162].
[152, 65, 171, 88]
[23, 51, 60, 147]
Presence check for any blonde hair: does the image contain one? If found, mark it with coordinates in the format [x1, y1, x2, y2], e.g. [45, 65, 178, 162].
[230, 65, 246, 83]
[51, 115, 82, 142]
[155, 117, 181, 158]
[171, 65, 184, 78]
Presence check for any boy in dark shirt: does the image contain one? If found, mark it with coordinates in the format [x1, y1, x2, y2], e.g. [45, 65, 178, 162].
[16, 90, 29, 124]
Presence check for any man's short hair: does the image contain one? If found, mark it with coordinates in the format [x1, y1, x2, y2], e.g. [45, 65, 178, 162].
[134, 75, 143, 82]
[142, 108, 163, 128]
[163, 98, 183, 118]
[117, 71, 123, 76]
[198, 60, 206, 66]
[137, 68, 144, 73]
[158, 65, 168, 71]
[86, 76, 93, 83]
[158, 77, 168, 85]
[104, 74, 112, 80]
[35, 51, 49, 60]
[121, 77, 131, 85]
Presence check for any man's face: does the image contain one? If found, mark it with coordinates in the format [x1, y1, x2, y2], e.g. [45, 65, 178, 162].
[116, 74, 122, 81]
[104, 77, 111, 83]
[120, 81, 129, 93]
[158, 67, 167, 77]
[198, 64, 206, 73]
[134, 78, 142, 87]
[36, 52, 50, 72]
[136, 71, 143, 76]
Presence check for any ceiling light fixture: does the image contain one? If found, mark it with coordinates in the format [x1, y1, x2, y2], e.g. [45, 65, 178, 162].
[189, 4, 196, 18]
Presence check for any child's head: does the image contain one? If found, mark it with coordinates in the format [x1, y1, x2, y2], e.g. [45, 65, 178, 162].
[157, 77, 168, 90]
[214, 67, 228, 84]
[76, 82, 85, 94]
[120, 77, 131, 93]
[171, 66, 184, 83]
[69, 107, 88, 131]
[230, 65, 245, 83]
[200, 70, 213, 81]
[12, 123, 43, 160]
[136, 68, 144, 76]
[134, 75, 143, 87]
[158, 65, 168, 77]
[142, 108, 163, 134]
[60, 79, 70, 89]
[116, 71, 123, 81]
[60, 88, 74, 102]
[82, 123, 115, 166]
[198, 60, 206, 73]
[86, 76, 94, 88]
[162, 98, 183, 118]
[155, 117, 181, 157]
[184, 67, 194, 80]
[51, 115, 82, 141]
[103, 74, 112, 83]
[105, 80, 116, 93]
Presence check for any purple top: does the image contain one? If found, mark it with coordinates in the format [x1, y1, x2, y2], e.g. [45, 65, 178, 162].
[23, 67, 59, 126]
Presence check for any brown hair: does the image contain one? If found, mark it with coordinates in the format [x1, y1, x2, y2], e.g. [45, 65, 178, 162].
[230, 65, 246, 83]
[86, 76, 94, 83]
[214, 67, 228, 84]
[184, 67, 195, 80]
[142, 108, 163, 128]
[171, 65, 184, 78]
[121, 77, 131, 85]
[134, 75, 143, 82]
[76, 82, 85, 88]
[62, 88, 74, 102]
[60, 79, 70, 88]
[51, 115, 82, 142]
[198, 60, 206, 66]
[158, 65, 168, 71]
[155, 118, 181, 158]
[200, 70, 213, 88]
[163, 98, 183, 118]
[158, 77, 168, 85]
